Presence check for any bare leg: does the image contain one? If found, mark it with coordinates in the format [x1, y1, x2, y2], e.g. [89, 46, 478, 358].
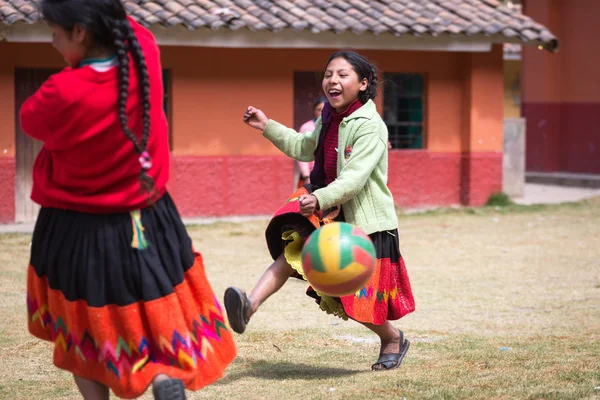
[73, 376, 109, 400]
[359, 320, 407, 371]
[248, 252, 295, 316]
[361, 320, 401, 354]
[225, 252, 295, 333]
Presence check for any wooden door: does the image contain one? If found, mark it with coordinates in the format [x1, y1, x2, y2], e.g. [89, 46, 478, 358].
[14, 68, 58, 223]
[293, 71, 324, 131]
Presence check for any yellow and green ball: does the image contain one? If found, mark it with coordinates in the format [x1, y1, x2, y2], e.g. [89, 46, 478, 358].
[301, 222, 376, 297]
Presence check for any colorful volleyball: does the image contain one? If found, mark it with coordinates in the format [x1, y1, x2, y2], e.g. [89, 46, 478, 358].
[301, 222, 376, 297]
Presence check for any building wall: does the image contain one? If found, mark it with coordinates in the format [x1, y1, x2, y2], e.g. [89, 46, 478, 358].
[0, 42, 504, 223]
[522, 0, 600, 174]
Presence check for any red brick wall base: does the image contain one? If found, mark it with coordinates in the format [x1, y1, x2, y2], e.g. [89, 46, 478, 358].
[170, 151, 503, 218]
[459, 152, 504, 206]
[0, 151, 502, 223]
[167, 156, 294, 218]
[0, 158, 16, 223]
[387, 151, 502, 209]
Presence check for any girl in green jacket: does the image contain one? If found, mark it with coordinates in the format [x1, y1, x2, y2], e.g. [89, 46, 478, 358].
[225, 51, 415, 371]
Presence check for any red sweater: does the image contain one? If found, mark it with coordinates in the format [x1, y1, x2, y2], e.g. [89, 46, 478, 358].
[20, 17, 169, 214]
[323, 100, 364, 185]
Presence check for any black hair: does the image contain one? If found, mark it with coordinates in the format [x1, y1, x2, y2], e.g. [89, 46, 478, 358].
[325, 51, 378, 104]
[41, 0, 155, 200]
[313, 96, 328, 109]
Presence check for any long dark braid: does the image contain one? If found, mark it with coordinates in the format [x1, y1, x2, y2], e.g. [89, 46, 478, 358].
[366, 64, 378, 101]
[122, 21, 151, 154]
[41, 0, 157, 201]
[113, 26, 134, 148]
[113, 19, 156, 199]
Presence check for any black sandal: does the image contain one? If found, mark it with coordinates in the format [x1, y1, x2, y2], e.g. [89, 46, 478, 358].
[371, 330, 410, 371]
[153, 378, 186, 400]
[224, 287, 251, 334]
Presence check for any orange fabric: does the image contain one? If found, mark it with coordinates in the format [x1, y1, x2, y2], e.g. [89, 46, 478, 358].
[296, 177, 308, 190]
[27, 252, 236, 399]
[338, 257, 415, 325]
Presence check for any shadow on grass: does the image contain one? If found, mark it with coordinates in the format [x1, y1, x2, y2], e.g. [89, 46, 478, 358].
[217, 359, 365, 383]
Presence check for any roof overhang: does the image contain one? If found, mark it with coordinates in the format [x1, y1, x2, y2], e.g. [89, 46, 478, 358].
[0, 22, 516, 53]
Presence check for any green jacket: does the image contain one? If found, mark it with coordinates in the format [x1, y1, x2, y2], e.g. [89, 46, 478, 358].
[263, 99, 398, 234]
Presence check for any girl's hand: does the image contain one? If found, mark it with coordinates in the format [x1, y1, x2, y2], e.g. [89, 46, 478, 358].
[299, 194, 319, 217]
[243, 106, 268, 131]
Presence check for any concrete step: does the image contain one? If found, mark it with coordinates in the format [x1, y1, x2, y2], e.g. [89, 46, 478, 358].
[526, 172, 600, 189]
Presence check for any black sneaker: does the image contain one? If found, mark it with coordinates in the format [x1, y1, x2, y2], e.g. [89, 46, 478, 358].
[224, 287, 251, 334]
[153, 378, 186, 400]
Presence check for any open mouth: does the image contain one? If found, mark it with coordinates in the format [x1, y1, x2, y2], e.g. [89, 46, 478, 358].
[328, 89, 342, 99]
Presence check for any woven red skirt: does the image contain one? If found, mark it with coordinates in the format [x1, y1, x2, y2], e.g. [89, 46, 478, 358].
[265, 187, 415, 325]
[26, 193, 236, 399]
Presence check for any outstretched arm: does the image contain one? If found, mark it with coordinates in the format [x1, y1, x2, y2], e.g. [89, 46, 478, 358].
[243, 105, 320, 162]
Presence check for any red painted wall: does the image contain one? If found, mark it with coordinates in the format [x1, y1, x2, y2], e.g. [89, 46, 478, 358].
[168, 156, 293, 216]
[0, 45, 18, 223]
[0, 159, 16, 223]
[522, 0, 600, 174]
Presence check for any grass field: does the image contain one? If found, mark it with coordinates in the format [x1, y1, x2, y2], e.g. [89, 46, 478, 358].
[1, 199, 599, 399]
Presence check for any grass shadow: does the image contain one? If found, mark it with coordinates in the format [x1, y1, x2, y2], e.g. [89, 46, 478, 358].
[217, 359, 365, 383]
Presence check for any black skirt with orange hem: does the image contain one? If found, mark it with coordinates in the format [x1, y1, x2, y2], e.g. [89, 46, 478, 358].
[26, 193, 236, 399]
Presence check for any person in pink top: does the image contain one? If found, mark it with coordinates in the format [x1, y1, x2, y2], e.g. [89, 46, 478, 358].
[294, 96, 328, 189]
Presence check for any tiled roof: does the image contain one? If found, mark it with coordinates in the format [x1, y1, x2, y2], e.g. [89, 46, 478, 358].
[501, 3, 522, 59]
[0, 0, 558, 52]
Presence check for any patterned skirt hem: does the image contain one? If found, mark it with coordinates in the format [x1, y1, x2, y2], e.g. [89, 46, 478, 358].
[27, 253, 236, 399]
[282, 229, 416, 325]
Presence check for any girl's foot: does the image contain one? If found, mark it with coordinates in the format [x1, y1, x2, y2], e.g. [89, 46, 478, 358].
[224, 287, 251, 334]
[153, 375, 186, 400]
[371, 330, 410, 371]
